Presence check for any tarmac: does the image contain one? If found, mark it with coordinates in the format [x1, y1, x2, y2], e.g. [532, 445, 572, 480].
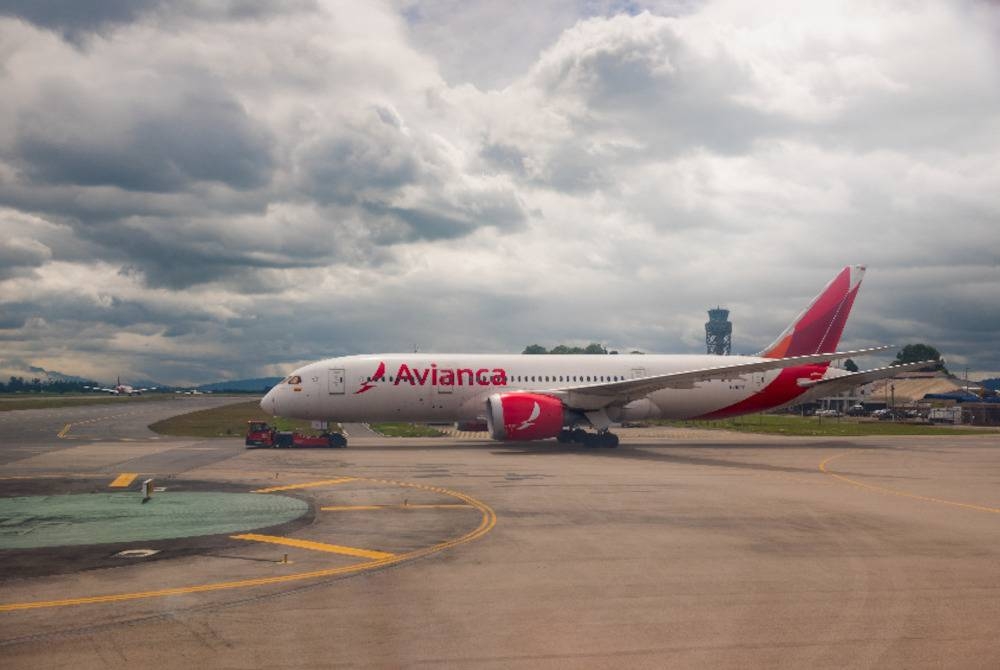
[2, 396, 1000, 668]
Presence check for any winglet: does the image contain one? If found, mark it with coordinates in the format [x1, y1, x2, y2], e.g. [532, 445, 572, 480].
[760, 265, 865, 358]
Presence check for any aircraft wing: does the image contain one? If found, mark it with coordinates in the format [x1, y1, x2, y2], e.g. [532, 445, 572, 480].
[545, 346, 892, 410]
[84, 386, 118, 394]
[793, 360, 940, 398]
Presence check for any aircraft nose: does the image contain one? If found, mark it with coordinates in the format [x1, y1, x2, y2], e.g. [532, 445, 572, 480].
[260, 388, 277, 416]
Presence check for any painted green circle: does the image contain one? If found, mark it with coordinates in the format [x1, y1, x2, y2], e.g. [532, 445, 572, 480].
[0, 492, 308, 549]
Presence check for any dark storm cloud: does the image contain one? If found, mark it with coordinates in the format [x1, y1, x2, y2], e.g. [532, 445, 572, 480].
[0, 0, 318, 39]
[480, 142, 527, 176]
[529, 13, 781, 153]
[0, 292, 214, 333]
[300, 107, 526, 242]
[300, 127, 420, 206]
[0, 236, 50, 279]
[15, 82, 274, 193]
[0, 0, 165, 38]
[72, 220, 334, 290]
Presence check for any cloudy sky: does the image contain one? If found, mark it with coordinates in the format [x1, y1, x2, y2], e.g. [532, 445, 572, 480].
[1, 0, 998, 385]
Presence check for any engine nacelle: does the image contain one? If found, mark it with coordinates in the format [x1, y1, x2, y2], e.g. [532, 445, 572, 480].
[607, 398, 662, 422]
[486, 393, 565, 441]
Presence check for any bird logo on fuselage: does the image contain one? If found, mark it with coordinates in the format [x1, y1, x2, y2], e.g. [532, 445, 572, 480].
[355, 361, 386, 394]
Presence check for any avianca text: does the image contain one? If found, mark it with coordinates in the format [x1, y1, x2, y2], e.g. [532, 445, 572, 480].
[388, 363, 508, 387]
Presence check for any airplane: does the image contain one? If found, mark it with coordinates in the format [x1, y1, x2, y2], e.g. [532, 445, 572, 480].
[85, 376, 157, 396]
[260, 265, 932, 447]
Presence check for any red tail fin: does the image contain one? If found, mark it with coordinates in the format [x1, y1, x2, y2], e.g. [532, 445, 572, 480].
[760, 265, 865, 358]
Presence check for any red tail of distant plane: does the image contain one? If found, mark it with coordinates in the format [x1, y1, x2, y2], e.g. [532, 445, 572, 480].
[759, 265, 865, 358]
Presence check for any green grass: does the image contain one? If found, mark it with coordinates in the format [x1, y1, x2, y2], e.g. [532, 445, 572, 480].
[0, 394, 175, 412]
[149, 400, 340, 438]
[369, 422, 446, 437]
[652, 414, 1000, 437]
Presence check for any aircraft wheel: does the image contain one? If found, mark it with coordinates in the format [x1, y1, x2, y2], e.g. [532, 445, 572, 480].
[557, 429, 574, 444]
[602, 432, 619, 448]
[328, 433, 348, 448]
[571, 428, 589, 444]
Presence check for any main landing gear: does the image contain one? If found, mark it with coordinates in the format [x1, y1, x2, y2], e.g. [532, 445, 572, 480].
[556, 428, 619, 448]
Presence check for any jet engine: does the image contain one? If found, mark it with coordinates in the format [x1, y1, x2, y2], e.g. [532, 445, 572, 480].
[486, 393, 565, 441]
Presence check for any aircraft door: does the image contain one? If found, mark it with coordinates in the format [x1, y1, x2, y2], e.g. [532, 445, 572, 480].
[328, 368, 346, 395]
[630, 368, 647, 379]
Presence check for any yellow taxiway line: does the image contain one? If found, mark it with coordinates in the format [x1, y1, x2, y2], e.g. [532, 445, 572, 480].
[57, 423, 72, 438]
[109, 473, 138, 488]
[232, 533, 396, 560]
[321, 504, 472, 512]
[0, 477, 496, 613]
[252, 477, 355, 493]
[820, 452, 1000, 515]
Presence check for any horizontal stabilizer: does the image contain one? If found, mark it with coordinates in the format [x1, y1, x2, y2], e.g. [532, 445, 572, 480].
[796, 360, 942, 395]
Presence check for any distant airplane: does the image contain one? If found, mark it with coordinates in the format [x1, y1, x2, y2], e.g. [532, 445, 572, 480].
[85, 376, 156, 396]
[261, 266, 930, 447]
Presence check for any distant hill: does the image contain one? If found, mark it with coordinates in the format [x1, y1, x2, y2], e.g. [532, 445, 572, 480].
[0, 360, 93, 384]
[196, 377, 283, 393]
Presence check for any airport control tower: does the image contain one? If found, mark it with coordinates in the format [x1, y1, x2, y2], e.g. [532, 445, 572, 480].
[706, 307, 732, 356]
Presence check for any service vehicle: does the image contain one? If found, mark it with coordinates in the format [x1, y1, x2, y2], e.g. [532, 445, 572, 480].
[245, 420, 347, 448]
[928, 407, 962, 424]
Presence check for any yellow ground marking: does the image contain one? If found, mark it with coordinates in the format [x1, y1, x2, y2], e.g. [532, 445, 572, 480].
[819, 452, 1000, 515]
[232, 533, 395, 560]
[252, 477, 355, 493]
[0, 477, 496, 613]
[109, 473, 138, 488]
[321, 504, 472, 511]
[57, 423, 71, 438]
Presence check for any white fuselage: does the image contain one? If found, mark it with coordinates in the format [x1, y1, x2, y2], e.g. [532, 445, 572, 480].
[261, 354, 846, 424]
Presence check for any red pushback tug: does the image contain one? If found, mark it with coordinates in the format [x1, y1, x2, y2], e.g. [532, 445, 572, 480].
[245, 421, 346, 448]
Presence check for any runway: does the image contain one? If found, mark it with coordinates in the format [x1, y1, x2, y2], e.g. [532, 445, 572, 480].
[2, 398, 1000, 668]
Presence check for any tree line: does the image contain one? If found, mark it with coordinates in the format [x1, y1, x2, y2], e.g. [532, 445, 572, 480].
[522, 343, 645, 355]
[0, 377, 99, 394]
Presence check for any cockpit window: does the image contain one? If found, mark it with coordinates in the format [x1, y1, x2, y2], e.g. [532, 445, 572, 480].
[287, 375, 302, 384]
